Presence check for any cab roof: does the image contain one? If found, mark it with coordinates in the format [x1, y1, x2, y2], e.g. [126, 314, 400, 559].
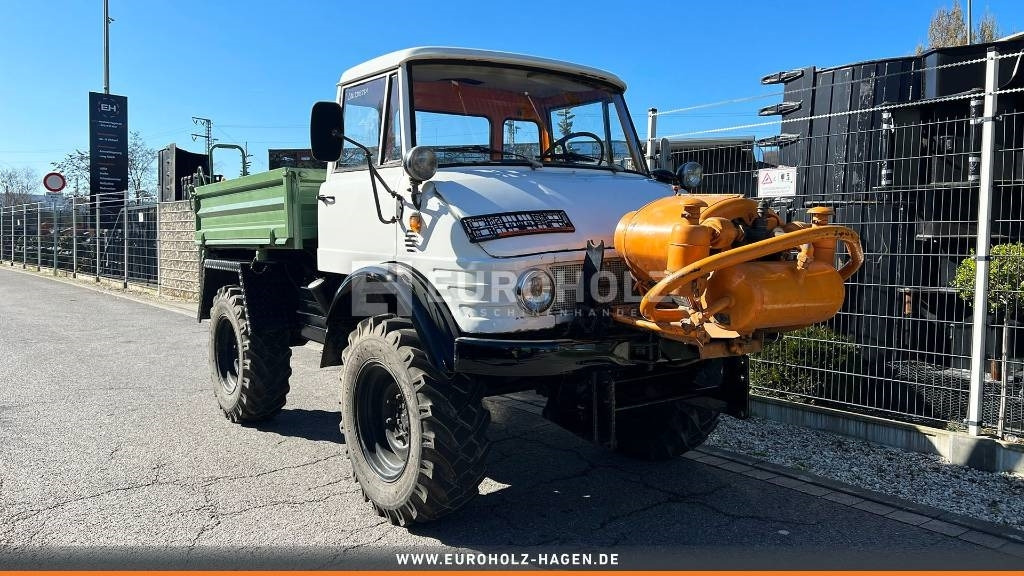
[338, 46, 627, 91]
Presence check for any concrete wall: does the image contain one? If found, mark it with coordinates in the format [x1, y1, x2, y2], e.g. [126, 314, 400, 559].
[752, 397, 1024, 475]
[157, 201, 199, 301]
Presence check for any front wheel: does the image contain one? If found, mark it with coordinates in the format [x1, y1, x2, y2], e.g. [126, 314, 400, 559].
[340, 315, 490, 525]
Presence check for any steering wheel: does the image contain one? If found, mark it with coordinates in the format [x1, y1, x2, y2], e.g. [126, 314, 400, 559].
[540, 131, 605, 165]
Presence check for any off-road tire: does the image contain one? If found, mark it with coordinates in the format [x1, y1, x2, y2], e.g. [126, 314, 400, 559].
[614, 401, 720, 461]
[209, 285, 291, 422]
[340, 315, 490, 526]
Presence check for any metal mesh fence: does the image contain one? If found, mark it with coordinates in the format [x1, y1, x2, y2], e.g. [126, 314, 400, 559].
[1, 194, 163, 289]
[652, 50, 1024, 439]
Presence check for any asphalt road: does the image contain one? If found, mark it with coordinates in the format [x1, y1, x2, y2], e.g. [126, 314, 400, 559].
[0, 267, 1019, 569]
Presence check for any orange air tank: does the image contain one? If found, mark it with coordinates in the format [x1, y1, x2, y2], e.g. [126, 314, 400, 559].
[704, 260, 845, 334]
[614, 194, 755, 285]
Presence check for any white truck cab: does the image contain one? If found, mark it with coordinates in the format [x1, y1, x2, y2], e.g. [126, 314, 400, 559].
[313, 47, 671, 334]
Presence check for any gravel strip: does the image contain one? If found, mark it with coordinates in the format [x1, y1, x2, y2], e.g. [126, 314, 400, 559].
[706, 415, 1024, 532]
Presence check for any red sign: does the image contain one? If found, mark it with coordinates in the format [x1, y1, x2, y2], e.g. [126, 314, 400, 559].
[43, 171, 66, 193]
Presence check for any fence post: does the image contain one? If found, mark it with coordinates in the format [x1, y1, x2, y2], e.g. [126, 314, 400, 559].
[123, 192, 129, 290]
[646, 108, 658, 171]
[52, 201, 57, 275]
[966, 47, 1000, 437]
[35, 203, 41, 271]
[72, 199, 77, 278]
[94, 199, 101, 282]
[9, 206, 14, 266]
[22, 204, 27, 269]
[156, 202, 162, 297]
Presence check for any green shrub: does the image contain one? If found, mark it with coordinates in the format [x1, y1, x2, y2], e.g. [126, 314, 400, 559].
[750, 325, 860, 400]
[950, 242, 1024, 314]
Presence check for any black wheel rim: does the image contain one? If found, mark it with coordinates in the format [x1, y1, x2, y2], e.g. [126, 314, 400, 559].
[214, 318, 240, 395]
[354, 361, 411, 483]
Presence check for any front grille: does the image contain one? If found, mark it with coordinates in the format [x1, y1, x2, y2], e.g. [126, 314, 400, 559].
[549, 258, 636, 315]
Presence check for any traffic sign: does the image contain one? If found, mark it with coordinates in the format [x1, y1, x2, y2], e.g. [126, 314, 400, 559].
[43, 172, 66, 194]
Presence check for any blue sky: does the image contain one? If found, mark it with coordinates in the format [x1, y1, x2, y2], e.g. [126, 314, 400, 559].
[2, 0, 1023, 191]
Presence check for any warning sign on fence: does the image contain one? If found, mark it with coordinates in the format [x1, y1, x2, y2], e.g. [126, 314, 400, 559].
[757, 167, 797, 197]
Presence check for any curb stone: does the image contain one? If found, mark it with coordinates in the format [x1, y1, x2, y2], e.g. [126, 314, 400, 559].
[695, 445, 1024, 556]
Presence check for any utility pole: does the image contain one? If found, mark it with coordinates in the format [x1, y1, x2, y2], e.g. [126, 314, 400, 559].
[103, 0, 112, 94]
[243, 141, 252, 176]
[191, 117, 216, 179]
[968, 0, 973, 45]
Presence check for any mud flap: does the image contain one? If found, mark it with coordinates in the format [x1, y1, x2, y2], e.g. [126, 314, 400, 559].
[713, 355, 750, 419]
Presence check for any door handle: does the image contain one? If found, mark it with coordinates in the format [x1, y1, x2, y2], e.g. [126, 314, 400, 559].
[317, 194, 336, 205]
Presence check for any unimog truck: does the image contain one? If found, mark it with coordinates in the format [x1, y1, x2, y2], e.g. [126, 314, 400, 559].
[193, 47, 864, 525]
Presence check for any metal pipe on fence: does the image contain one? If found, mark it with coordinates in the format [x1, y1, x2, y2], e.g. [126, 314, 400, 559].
[71, 199, 77, 278]
[966, 47, 1000, 437]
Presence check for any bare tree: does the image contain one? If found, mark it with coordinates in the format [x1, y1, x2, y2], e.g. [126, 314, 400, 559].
[128, 131, 156, 198]
[0, 167, 39, 207]
[51, 131, 158, 200]
[918, 0, 999, 52]
[51, 149, 89, 197]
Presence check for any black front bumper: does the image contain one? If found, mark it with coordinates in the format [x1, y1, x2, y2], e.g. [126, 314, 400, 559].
[453, 337, 636, 377]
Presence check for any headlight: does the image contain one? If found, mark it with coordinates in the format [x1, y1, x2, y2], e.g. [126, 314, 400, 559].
[404, 146, 437, 183]
[516, 268, 554, 314]
[677, 161, 703, 189]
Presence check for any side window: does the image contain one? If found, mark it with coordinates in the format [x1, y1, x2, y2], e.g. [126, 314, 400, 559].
[339, 76, 387, 169]
[382, 74, 402, 164]
[503, 119, 539, 159]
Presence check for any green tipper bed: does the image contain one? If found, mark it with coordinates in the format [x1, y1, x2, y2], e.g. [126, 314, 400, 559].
[193, 168, 326, 250]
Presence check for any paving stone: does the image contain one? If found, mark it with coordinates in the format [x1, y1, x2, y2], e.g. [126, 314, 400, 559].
[766, 476, 807, 489]
[792, 483, 834, 497]
[741, 468, 778, 480]
[999, 542, 1024, 558]
[717, 461, 753, 473]
[693, 455, 728, 466]
[821, 492, 865, 507]
[852, 500, 898, 516]
[919, 519, 970, 538]
[958, 530, 1007, 549]
[886, 509, 933, 526]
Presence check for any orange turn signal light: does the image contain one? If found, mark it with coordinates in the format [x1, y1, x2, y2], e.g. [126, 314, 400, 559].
[409, 212, 424, 234]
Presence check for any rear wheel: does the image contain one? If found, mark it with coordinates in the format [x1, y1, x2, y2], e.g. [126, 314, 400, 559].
[209, 285, 292, 422]
[340, 315, 490, 525]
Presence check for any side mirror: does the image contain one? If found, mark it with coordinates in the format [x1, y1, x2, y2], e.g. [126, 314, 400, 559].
[651, 168, 676, 185]
[310, 101, 343, 162]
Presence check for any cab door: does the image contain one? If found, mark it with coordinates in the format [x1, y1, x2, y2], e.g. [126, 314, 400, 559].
[317, 72, 404, 275]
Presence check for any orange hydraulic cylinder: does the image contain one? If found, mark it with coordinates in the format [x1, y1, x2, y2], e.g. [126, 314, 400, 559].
[704, 260, 845, 334]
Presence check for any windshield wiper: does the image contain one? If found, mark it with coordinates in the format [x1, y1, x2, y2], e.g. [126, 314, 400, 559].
[440, 145, 542, 169]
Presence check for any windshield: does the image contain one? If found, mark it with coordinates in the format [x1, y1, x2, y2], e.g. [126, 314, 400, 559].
[408, 61, 646, 172]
